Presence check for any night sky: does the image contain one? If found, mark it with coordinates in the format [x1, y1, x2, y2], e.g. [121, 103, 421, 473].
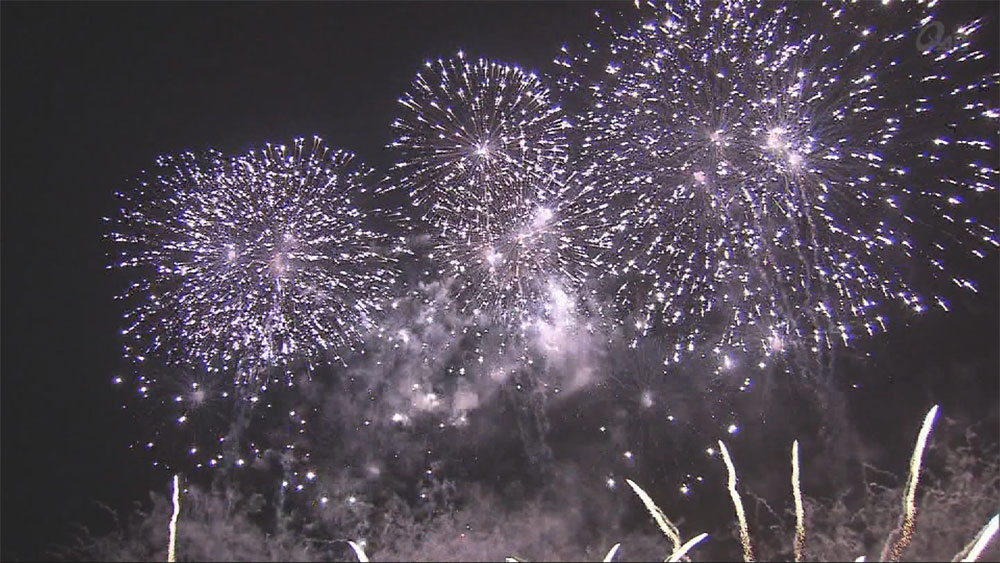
[2, 2, 997, 562]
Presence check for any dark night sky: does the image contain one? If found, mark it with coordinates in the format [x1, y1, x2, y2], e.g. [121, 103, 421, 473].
[1, 2, 997, 562]
[0, 3, 615, 559]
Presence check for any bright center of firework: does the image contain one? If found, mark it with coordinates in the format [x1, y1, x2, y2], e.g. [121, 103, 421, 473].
[485, 248, 503, 267]
[515, 206, 555, 245]
[768, 334, 784, 353]
[532, 206, 554, 227]
[271, 253, 289, 275]
[766, 127, 787, 150]
[226, 248, 237, 261]
[475, 143, 490, 157]
[640, 389, 654, 408]
[190, 388, 205, 404]
[269, 233, 299, 277]
[693, 171, 706, 184]
[764, 126, 807, 171]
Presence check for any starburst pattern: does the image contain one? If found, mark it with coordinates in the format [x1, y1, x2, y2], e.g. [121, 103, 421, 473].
[110, 137, 400, 386]
[391, 53, 612, 326]
[389, 51, 571, 212]
[571, 0, 998, 365]
[430, 171, 611, 324]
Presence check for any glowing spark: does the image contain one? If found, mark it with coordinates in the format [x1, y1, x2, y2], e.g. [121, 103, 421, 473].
[167, 474, 180, 563]
[111, 136, 400, 387]
[881, 404, 939, 561]
[626, 478, 682, 551]
[719, 441, 754, 562]
[957, 513, 999, 562]
[792, 440, 805, 562]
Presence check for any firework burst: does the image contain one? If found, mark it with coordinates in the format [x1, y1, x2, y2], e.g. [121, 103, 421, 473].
[391, 53, 614, 327]
[429, 170, 612, 325]
[572, 0, 998, 366]
[110, 136, 400, 387]
[390, 51, 571, 212]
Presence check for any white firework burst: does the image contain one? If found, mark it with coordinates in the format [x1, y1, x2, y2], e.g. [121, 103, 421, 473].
[110, 136, 401, 387]
[571, 0, 998, 365]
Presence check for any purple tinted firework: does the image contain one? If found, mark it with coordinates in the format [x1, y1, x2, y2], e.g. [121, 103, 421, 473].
[110, 137, 400, 387]
[429, 170, 612, 324]
[569, 0, 998, 367]
[391, 53, 613, 325]
[390, 51, 570, 211]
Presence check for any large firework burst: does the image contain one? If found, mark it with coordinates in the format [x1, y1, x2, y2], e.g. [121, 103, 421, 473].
[110, 137, 401, 386]
[572, 0, 998, 366]
[391, 53, 613, 326]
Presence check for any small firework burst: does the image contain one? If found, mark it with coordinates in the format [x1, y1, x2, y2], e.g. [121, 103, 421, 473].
[390, 52, 571, 213]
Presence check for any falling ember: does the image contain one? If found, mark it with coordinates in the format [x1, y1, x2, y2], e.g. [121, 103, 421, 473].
[167, 474, 180, 563]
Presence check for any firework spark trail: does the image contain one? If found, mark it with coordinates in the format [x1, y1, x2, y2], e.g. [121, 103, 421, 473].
[167, 474, 180, 563]
[392, 53, 615, 329]
[110, 136, 401, 388]
[625, 478, 709, 561]
[431, 171, 613, 325]
[882, 404, 939, 562]
[347, 541, 369, 563]
[570, 0, 999, 369]
[719, 441, 754, 562]
[668, 533, 708, 562]
[792, 440, 805, 562]
[625, 478, 682, 551]
[957, 513, 999, 562]
[390, 51, 570, 212]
